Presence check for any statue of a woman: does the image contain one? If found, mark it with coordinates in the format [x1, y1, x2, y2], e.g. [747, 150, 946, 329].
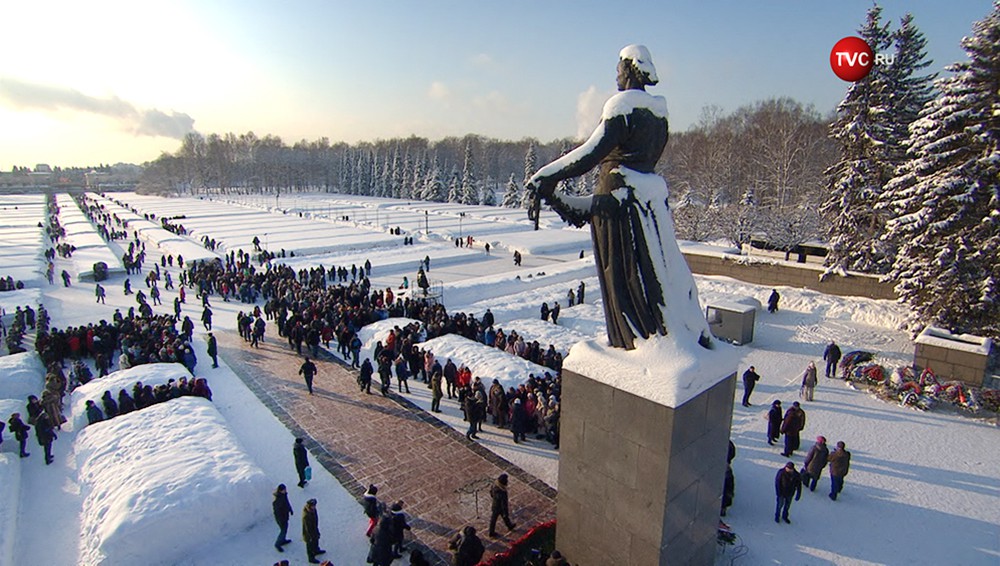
[527, 45, 712, 351]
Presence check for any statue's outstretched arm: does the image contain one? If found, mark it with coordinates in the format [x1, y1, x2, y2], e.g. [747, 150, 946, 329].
[527, 117, 626, 227]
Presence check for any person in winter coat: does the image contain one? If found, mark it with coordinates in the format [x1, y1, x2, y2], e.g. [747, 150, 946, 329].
[293, 438, 310, 488]
[827, 441, 852, 501]
[207, 332, 219, 368]
[489, 379, 508, 428]
[488, 473, 517, 537]
[802, 436, 830, 491]
[780, 401, 806, 457]
[448, 525, 485, 566]
[362, 484, 383, 538]
[767, 289, 780, 313]
[101, 390, 118, 418]
[299, 357, 318, 395]
[511, 398, 528, 443]
[774, 461, 802, 523]
[767, 400, 783, 445]
[301, 498, 325, 564]
[35, 410, 56, 465]
[823, 341, 842, 378]
[800, 361, 818, 401]
[359, 358, 374, 394]
[85, 400, 104, 425]
[430, 368, 444, 413]
[273, 484, 293, 552]
[389, 501, 412, 557]
[741, 366, 760, 407]
[8, 413, 30, 457]
[378, 356, 393, 397]
[546, 550, 568, 566]
[369, 512, 395, 566]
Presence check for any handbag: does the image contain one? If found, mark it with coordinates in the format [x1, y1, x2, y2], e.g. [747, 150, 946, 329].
[304, 465, 312, 481]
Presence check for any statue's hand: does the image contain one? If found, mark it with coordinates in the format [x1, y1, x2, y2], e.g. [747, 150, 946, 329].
[526, 176, 555, 201]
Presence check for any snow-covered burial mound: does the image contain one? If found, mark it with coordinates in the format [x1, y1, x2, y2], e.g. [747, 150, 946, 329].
[69, 363, 193, 432]
[74, 397, 270, 566]
[0, 351, 46, 401]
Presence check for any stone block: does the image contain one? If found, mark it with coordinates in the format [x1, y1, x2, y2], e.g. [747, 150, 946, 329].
[636, 446, 669, 502]
[671, 395, 707, 456]
[612, 388, 671, 455]
[564, 370, 612, 429]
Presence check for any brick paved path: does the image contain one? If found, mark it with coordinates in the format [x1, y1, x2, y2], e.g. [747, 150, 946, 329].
[216, 331, 556, 564]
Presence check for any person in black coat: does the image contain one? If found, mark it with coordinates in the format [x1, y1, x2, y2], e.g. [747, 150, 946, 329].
[35, 410, 56, 465]
[780, 402, 806, 457]
[449, 525, 485, 566]
[488, 473, 517, 537]
[510, 398, 528, 443]
[273, 484, 293, 552]
[369, 512, 395, 566]
[7, 413, 30, 457]
[377, 356, 392, 397]
[85, 400, 104, 425]
[299, 357, 318, 395]
[389, 501, 412, 557]
[767, 289, 780, 313]
[741, 366, 760, 407]
[774, 461, 802, 523]
[101, 390, 119, 418]
[359, 358, 374, 394]
[293, 438, 310, 488]
[767, 400, 782, 445]
[362, 484, 382, 537]
[823, 341, 842, 378]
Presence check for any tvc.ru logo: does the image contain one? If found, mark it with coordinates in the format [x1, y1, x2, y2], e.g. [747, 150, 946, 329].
[830, 36, 895, 82]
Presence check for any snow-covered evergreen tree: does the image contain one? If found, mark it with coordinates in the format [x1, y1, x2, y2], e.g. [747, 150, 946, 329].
[720, 187, 759, 249]
[480, 181, 497, 206]
[501, 173, 520, 208]
[421, 156, 446, 202]
[446, 167, 462, 203]
[460, 142, 479, 205]
[521, 141, 537, 209]
[555, 141, 580, 196]
[822, 5, 895, 274]
[882, 2, 1000, 338]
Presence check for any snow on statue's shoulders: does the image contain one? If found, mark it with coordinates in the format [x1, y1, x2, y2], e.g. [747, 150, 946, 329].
[602, 90, 667, 120]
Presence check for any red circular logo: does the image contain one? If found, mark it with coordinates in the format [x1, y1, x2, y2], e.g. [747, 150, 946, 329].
[830, 36, 873, 82]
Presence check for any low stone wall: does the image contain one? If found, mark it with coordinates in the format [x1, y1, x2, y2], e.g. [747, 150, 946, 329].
[914, 342, 990, 387]
[682, 251, 897, 301]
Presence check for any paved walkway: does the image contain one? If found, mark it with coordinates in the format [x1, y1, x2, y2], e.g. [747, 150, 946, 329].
[216, 331, 556, 564]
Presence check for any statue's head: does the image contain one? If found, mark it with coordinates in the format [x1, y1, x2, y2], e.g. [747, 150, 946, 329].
[617, 44, 659, 90]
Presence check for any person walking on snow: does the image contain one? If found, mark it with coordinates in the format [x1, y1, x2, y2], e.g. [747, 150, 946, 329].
[206, 332, 219, 368]
[802, 436, 829, 492]
[741, 366, 760, 407]
[767, 289, 780, 313]
[828, 441, 852, 501]
[823, 340, 842, 378]
[301, 498, 325, 563]
[801, 361, 818, 401]
[774, 461, 802, 523]
[293, 437, 310, 488]
[273, 484, 293, 552]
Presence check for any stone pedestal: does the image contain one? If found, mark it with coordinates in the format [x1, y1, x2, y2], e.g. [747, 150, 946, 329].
[556, 367, 736, 565]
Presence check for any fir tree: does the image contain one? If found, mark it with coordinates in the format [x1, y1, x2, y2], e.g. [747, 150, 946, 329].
[421, 156, 446, 202]
[822, 5, 895, 274]
[882, 2, 1000, 338]
[446, 167, 462, 203]
[501, 173, 521, 208]
[460, 142, 479, 205]
[521, 140, 537, 209]
[480, 181, 497, 206]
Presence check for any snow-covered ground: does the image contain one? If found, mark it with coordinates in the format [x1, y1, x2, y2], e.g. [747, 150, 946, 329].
[1, 191, 997, 565]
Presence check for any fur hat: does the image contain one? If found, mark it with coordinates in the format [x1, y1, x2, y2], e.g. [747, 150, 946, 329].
[498, 473, 508, 485]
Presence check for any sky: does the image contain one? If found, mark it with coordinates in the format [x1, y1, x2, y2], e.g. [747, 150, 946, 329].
[0, 0, 992, 170]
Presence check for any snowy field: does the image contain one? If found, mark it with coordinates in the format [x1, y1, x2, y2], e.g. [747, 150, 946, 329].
[0, 191, 996, 565]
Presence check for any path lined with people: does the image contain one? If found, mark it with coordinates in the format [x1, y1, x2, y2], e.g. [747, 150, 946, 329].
[215, 329, 556, 564]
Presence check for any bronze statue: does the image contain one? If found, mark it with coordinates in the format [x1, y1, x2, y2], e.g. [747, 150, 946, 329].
[527, 45, 712, 351]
